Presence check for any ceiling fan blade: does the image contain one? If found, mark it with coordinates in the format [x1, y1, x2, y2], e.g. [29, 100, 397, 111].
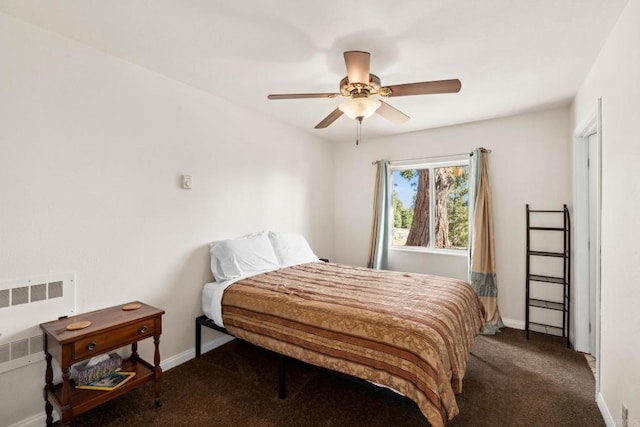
[344, 51, 370, 84]
[383, 79, 462, 97]
[268, 93, 338, 100]
[376, 101, 410, 124]
[314, 108, 343, 129]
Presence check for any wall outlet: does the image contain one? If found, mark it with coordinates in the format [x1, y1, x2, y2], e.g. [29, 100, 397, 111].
[622, 403, 628, 427]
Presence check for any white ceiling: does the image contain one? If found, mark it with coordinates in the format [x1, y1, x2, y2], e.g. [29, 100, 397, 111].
[0, 0, 629, 143]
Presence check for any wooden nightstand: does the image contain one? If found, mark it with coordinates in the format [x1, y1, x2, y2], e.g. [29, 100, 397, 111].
[40, 302, 164, 427]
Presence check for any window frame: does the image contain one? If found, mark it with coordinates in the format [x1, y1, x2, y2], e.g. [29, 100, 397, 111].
[389, 155, 470, 255]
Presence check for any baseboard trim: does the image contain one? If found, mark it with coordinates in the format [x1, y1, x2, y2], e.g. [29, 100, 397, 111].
[160, 334, 234, 371]
[8, 412, 51, 427]
[502, 317, 525, 330]
[597, 392, 616, 427]
[11, 335, 235, 427]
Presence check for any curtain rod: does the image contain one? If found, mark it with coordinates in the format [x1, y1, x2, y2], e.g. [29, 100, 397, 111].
[371, 148, 491, 165]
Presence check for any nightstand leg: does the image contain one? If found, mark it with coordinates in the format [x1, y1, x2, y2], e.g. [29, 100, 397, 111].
[131, 341, 139, 360]
[44, 399, 53, 427]
[153, 334, 162, 407]
[60, 367, 73, 426]
[44, 351, 53, 427]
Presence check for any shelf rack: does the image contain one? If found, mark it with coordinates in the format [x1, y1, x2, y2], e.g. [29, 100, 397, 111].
[525, 204, 571, 348]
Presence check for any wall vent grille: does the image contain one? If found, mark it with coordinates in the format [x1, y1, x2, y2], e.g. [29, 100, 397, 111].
[11, 287, 28, 305]
[31, 284, 47, 302]
[11, 339, 28, 360]
[0, 273, 75, 374]
[0, 344, 9, 363]
[0, 290, 8, 308]
[30, 335, 43, 354]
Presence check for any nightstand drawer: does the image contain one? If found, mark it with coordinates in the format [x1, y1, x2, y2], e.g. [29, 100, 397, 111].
[74, 319, 156, 359]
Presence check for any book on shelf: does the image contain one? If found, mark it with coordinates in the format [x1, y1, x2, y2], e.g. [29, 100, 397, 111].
[75, 371, 136, 391]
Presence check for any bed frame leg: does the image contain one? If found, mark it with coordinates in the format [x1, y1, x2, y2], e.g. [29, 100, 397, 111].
[195, 317, 202, 358]
[194, 315, 286, 398]
[278, 354, 286, 399]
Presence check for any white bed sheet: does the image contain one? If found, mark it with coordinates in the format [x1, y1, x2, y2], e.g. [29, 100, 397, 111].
[202, 267, 281, 327]
[202, 279, 233, 327]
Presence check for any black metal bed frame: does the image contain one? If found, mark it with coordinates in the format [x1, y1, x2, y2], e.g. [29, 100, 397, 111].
[195, 315, 287, 399]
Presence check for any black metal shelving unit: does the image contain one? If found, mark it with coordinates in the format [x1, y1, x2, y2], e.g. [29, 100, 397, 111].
[525, 204, 571, 348]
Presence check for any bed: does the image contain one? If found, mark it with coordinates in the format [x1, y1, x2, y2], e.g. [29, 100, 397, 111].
[196, 232, 484, 427]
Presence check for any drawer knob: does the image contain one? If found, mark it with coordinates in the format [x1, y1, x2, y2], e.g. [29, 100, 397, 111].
[86, 342, 97, 351]
[139, 325, 148, 334]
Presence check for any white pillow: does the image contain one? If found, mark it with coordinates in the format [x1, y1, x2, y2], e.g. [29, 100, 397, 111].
[268, 231, 319, 267]
[208, 246, 226, 282]
[210, 232, 279, 280]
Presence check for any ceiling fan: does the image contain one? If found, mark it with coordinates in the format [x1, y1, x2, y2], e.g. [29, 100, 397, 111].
[267, 51, 462, 144]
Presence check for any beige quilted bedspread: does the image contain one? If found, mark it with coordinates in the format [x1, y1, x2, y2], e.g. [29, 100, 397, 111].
[222, 262, 484, 426]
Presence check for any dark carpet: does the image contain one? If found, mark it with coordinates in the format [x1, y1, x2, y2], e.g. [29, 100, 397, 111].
[63, 328, 604, 426]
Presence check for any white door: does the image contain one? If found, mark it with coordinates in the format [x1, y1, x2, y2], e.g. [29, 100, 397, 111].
[573, 101, 602, 394]
[587, 132, 599, 356]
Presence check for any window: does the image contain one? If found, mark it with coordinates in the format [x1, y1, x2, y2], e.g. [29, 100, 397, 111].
[391, 158, 469, 251]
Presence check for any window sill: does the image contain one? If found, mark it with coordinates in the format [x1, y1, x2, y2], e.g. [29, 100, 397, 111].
[389, 246, 469, 257]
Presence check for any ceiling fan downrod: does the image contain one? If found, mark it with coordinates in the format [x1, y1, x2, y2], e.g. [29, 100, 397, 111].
[355, 116, 363, 146]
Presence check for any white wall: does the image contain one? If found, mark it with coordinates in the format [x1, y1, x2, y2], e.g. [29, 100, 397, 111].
[0, 13, 334, 425]
[333, 108, 572, 328]
[571, 0, 640, 424]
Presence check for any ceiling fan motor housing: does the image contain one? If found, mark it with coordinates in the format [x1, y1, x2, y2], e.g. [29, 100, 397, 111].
[340, 74, 381, 97]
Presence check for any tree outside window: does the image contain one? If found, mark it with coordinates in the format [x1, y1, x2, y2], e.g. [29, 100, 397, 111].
[391, 163, 469, 250]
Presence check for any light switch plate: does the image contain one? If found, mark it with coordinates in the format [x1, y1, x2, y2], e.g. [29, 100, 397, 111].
[182, 174, 192, 189]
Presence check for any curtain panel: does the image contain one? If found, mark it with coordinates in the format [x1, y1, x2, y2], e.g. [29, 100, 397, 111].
[469, 148, 504, 334]
[367, 160, 391, 270]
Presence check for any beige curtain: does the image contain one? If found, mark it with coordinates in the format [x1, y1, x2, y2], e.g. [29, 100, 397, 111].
[469, 148, 503, 334]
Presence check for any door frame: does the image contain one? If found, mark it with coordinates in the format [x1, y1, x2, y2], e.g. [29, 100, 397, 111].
[572, 98, 602, 396]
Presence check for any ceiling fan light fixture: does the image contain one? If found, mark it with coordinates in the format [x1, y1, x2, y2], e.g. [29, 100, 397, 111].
[338, 97, 381, 120]
[267, 51, 461, 131]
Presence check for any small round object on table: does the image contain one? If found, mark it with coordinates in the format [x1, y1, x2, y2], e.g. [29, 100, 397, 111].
[122, 302, 142, 311]
[66, 320, 92, 331]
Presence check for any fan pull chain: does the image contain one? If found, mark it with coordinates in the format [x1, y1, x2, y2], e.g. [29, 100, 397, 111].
[356, 117, 363, 146]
